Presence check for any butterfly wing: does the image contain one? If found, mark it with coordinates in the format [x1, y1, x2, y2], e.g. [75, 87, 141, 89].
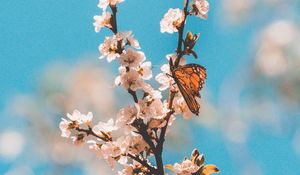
[173, 64, 207, 115]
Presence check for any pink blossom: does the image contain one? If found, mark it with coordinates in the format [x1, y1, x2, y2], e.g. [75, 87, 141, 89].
[115, 70, 144, 91]
[122, 31, 140, 49]
[93, 12, 112, 32]
[173, 159, 200, 175]
[173, 96, 194, 119]
[59, 119, 72, 138]
[119, 48, 145, 68]
[116, 106, 137, 128]
[99, 36, 121, 62]
[191, 0, 209, 19]
[93, 119, 118, 134]
[118, 164, 133, 175]
[98, 0, 125, 10]
[160, 8, 185, 33]
[137, 61, 152, 80]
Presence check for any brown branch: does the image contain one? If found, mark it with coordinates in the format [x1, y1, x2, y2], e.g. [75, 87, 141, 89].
[110, 5, 118, 34]
[75, 126, 111, 141]
[128, 153, 157, 173]
[128, 88, 139, 103]
[174, 0, 190, 67]
[154, 1, 190, 174]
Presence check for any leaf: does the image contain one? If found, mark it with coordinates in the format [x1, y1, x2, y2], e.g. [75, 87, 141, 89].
[201, 164, 219, 175]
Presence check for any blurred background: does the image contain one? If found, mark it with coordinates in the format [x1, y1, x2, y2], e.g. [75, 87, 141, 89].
[1, 0, 300, 174]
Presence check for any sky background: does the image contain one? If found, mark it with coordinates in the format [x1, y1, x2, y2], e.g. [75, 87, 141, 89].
[1, 0, 300, 175]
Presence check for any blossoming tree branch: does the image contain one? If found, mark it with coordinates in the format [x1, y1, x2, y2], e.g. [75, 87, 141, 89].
[59, 0, 219, 175]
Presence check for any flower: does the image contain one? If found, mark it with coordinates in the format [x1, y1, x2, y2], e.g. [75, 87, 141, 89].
[81, 112, 93, 124]
[155, 54, 186, 91]
[93, 12, 112, 32]
[66, 109, 82, 123]
[98, 0, 125, 10]
[118, 164, 133, 175]
[123, 31, 140, 49]
[137, 61, 152, 80]
[59, 119, 72, 138]
[119, 48, 145, 68]
[160, 8, 185, 33]
[173, 159, 200, 175]
[116, 106, 137, 128]
[191, 0, 209, 19]
[115, 70, 144, 91]
[93, 119, 118, 134]
[99, 35, 121, 62]
[173, 96, 194, 119]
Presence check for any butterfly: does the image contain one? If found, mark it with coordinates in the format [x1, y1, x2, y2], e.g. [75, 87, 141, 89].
[172, 64, 207, 115]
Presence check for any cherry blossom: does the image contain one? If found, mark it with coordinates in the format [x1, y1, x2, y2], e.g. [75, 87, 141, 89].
[191, 0, 210, 19]
[119, 48, 145, 68]
[93, 118, 118, 134]
[99, 35, 121, 62]
[115, 70, 144, 91]
[137, 61, 152, 80]
[173, 159, 200, 175]
[160, 8, 185, 33]
[98, 0, 125, 10]
[122, 31, 140, 49]
[118, 164, 133, 175]
[116, 106, 138, 129]
[59, 119, 72, 138]
[93, 12, 112, 32]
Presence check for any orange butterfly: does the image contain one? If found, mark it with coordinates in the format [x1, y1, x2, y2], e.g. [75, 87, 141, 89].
[172, 64, 207, 115]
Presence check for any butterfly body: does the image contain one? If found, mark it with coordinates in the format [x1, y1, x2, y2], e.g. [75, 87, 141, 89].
[172, 64, 207, 115]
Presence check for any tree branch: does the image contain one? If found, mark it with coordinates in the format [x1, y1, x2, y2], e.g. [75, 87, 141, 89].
[128, 153, 157, 173]
[154, 1, 190, 174]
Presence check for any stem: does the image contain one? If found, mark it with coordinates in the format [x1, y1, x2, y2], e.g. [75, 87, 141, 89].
[128, 154, 157, 173]
[76, 126, 111, 141]
[110, 5, 118, 34]
[174, 0, 190, 67]
[155, 1, 190, 174]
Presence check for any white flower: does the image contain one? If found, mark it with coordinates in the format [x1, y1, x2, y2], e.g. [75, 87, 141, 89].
[118, 165, 133, 175]
[142, 83, 162, 100]
[123, 31, 140, 49]
[191, 0, 209, 19]
[137, 61, 152, 80]
[155, 64, 172, 91]
[160, 8, 185, 33]
[59, 119, 72, 138]
[81, 112, 93, 124]
[93, 119, 118, 134]
[93, 12, 112, 32]
[173, 96, 193, 119]
[173, 159, 200, 175]
[155, 54, 186, 91]
[100, 142, 121, 168]
[166, 53, 186, 66]
[115, 70, 144, 91]
[119, 48, 145, 67]
[98, 0, 125, 10]
[99, 35, 121, 62]
[116, 106, 137, 128]
[66, 109, 82, 122]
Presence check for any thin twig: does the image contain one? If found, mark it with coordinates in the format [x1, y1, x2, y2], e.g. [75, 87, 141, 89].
[154, 1, 190, 174]
[127, 153, 157, 173]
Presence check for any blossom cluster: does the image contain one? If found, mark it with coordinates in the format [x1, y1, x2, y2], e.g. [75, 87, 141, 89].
[59, 0, 217, 174]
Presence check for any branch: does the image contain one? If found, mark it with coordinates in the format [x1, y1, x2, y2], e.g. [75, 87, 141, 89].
[174, 0, 190, 67]
[75, 126, 111, 141]
[154, 1, 190, 174]
[128, 153, 157, 173]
